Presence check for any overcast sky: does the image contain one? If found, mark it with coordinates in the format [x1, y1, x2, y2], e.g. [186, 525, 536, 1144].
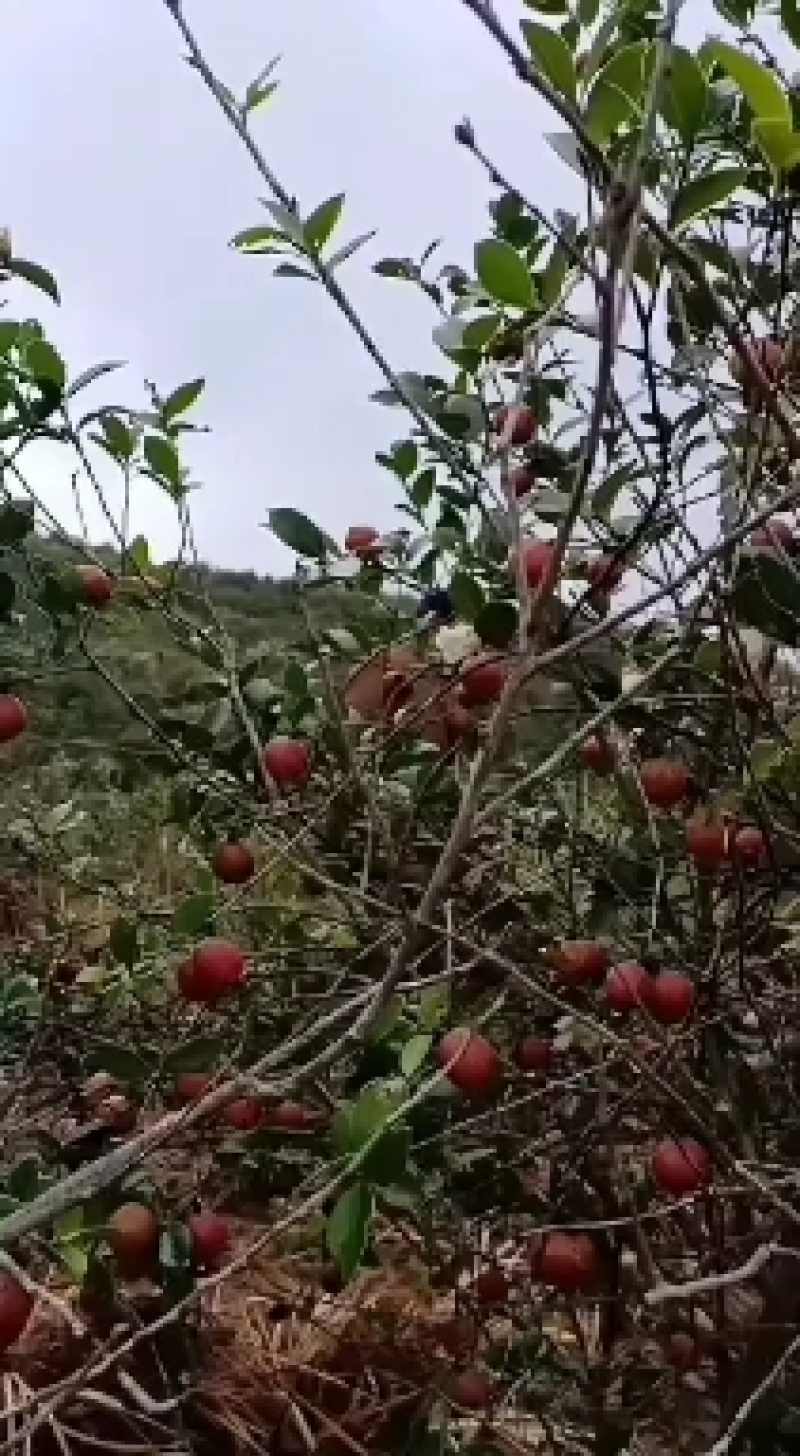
[4, 0, 739, 575]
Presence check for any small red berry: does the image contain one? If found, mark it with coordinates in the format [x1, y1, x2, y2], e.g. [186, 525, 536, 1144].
[666, 1330, 698, 1372]
[605, 962, 652, 1014]
[652, 1137, 710, 1196]
[188, 1211, 231, 1269]
[509, 539, 556, 589]
[551, 939, 609, 988]
[733, 825, 767, 865]
[686, 817, 727, 868]
[515, 1036, 553, 1074]
[451, 1368, 496, 1410]
[508, 465, 535, 498]
[0, 1274, 33, 1351]
[649, 972, 694, 1025]
[212, 842, 255, 885]
[460, 656, 507, 709]
[223, 1097, 265, 1132]
[581, 734, 615, 774]
[640, 759, 691, 810]
[588, 554, 625, 592]
[0, 695, 27, 744]
[495, 403, 536, 445]
[261, 737, 311, 786]
[77, 564, 114, 607]
[438, 1028, 501, 1096]
[537, 1233, 597, 1293]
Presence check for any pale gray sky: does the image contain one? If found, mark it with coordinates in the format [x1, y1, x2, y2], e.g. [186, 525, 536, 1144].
[3, 0, 730, 574]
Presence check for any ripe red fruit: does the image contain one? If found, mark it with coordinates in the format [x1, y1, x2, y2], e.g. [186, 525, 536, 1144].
[508, 465, 535, 498]
[733, 825, 767, 865]
[686, 817, 727, 868]
[212, 841, 255, 885]
[188, 1210, 231, 1269]
[382, 670, 413, 713]
[267, 1100, 317, 1131]
[223, 1097, 265, 1132]
[551, 939, 609, 988]
[588, 554, 625, 592]
[178, 938, 247, 1005]
[472, 1265, 508, 1308]
[605, 962, 652, 1014]
[0, 695, 27, 744]
[460, 656, 507, 709]
[437, 1314, 478, 1358]
[640, 758, 690, 810]
[77, 564, 113, 607]
[438, 1028, 501, 1096]
[495, 403, 536, 445]
[752, 519, 797, 554]
[451, 1368, 496, 1410]
[666, 1330, 698, 1372]
[650, 972, 694, 1025]
[261, 737, 311, 786]
[652, 1137, 711, 1196]
[581, 734, 615, 774]
[345, 525, 381, 555]
[0, 1273, 33, 1351]
[108, 1203, 159, 1275]
[731, 337, 785, 410]
[97, 1093, 137, 1134]
[509, 538, 556, 589]
[174, 1072, 212, 1106]
[515, 1036, 552, 1074]
[537, 1233, 597, 1293]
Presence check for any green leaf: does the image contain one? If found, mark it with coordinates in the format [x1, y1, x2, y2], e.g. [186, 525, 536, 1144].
[267, 507, 338, 560]
[0, 498, 34, 546]
[326, 1182, 373, 1281]
[332, 1084, 402, 1162]
[5, 258, 60, 303]
[331, 1083, 408, 1184]
[54, 1207, 88, 1282]
[704, 41, 790, 125]
[66, 361, 125, 398]
[230, 226, 287, 254]
[521, 21, 576, 100]
[474, 239, 534, 309]
[389, 441, 418, 480]
[101, 414, 135, 459]
[108, 917, 138, 969]
[475, 599, 518, 649]
[400, 1034, 432, 1078]
[162, 378, 205, 421]
[751, 118, 800, 176]
[409, 468, 435, 512]
[162, 1035, 221, 1074]
[172, 892, 214, 937]
[584, 43, 654, 141]
[732, 551, 800, 647]
[143, 435, 184, 496]
[303, 193, 345, 252]
[86, 1042, 150, 1085]
[661, 47, 708, 145]
[782, 0, 800, 47]
[328, 231, 377, 270]
[7, 1158, 40, 1202]
[450, 569, 486, 624]
[669, 168, 747, 230]
[523, 0, 568, 10]
[27, 339, 66, 390]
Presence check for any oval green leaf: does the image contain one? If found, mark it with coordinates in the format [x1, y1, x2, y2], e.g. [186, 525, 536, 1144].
[474, 239, 534, 309]
[669, 168, 747, 230]
[705, 41, 790, 125]
[521, 20, 577, 101]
